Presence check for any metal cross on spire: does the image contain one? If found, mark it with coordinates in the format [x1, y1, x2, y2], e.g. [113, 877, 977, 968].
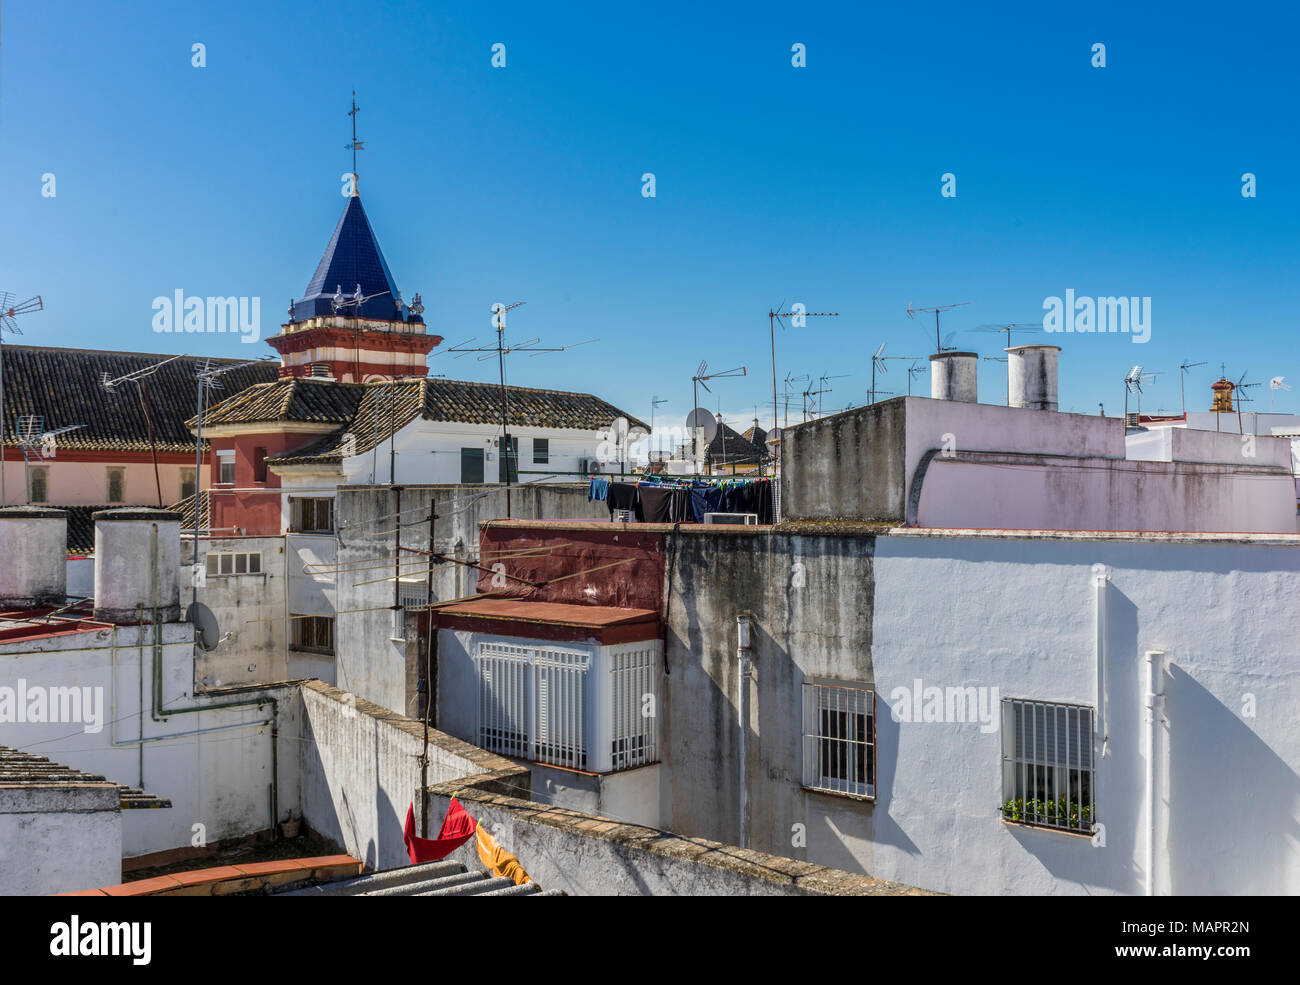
[346, 91, 364, 187]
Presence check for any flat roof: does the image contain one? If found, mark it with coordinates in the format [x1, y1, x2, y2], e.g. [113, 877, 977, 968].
[432, 599, 661, 645]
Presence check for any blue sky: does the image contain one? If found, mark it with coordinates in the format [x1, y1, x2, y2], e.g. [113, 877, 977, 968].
[4, 1, 1298, 432]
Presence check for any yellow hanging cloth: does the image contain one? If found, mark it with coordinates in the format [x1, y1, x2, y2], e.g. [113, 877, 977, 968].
[475, 825, 532, 885]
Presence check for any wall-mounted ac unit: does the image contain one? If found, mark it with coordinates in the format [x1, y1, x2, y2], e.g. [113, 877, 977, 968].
[703, 512, 758, 525]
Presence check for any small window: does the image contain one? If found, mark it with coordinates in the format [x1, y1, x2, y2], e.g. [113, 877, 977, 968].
[107, 467, 126, 504]
[1001, 698, 1096, 833]
[180, 467, 197, 501]
[205, 551, 263, 577]
[29, 466, 49, 504]
[217, 451, 235, 485]
[253, 447, 268, 483]
[533, 438, 549, 465]
[291, 497, 334, 534]
[802, 681, 875, 798]
[393, 583, 429, 640]
[292, 615, 334, 654]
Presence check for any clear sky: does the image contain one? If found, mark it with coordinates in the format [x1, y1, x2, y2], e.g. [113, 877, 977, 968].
[3, 1, 1298, 435]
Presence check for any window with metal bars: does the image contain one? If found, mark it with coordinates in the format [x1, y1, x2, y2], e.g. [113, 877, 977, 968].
[291, 615, 334, 655]
[1000, 698, 1096, 833]
[610, 646, 658, 770]
[290, 496, 334, 533]
[802, 682, 875, 798]
[392, 582, 428, 640]
[475, 642, 588, 771]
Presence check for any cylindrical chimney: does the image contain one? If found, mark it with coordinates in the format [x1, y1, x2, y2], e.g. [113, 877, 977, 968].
[929, 351, 979, 403]
[93, 508, 182, 624]
[1007, 344, 1061, 411]
[0, 507, 69, 609]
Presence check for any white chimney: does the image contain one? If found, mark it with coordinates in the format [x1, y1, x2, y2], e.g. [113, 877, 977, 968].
[929, 351, 979, 403]
[92, 508, 182, 624]
[1007, 344, 1061, 411]
[0, 507, 68, 608]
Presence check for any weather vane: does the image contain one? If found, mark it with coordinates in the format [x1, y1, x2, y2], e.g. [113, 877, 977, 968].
[346, 90, 364, 181]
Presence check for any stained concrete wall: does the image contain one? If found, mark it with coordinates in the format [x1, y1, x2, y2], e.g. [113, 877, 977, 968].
[296, 680, 521, 871]
[0, 785, 121, 895]
[334, 483, 607, 715]
[663, 527, 878, 870]
[184, 535, 289, 688]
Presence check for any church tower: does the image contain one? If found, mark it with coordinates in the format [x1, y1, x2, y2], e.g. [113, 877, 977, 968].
[265, 93, 441, 382]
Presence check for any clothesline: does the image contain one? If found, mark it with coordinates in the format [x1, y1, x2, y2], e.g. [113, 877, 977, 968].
[588, 475, 774, 524]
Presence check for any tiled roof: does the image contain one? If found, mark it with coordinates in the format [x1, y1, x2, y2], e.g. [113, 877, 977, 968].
[706, 422, 766, 466]
[62, 505, 113, 556]
[292, 195, 418, 323]
[245, 377, 648, 466]
[192, 376, 363, 429]
[1, 345, 278, 454]
[0, 745, 171, 809]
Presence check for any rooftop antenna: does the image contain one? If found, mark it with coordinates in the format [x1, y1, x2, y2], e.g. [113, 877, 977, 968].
[649, 395, 669, 460]
[191, 356, 274, 609]
[1233, 371, 1261, 435]
[782, 372, 809, 428]
[0, 292, 43, 505]
[1178, 359, 1207, 417]
[101, 354, 186, 508]
[906, 301, 970, 352]
[974, 323, 1043, 403]
[767, 302, 838, 434]
[817, 373, 849, 415]
[447, 302, 597, 514]
[1122, 365, 1161, 423]
[1270, 375, 1291, 413]
[691, 361, 745, 473]
[907, 360, 926, 396]
[869, 344, 921, 403]
[345, 90, 364, 194]
[15, 417, 84, 505]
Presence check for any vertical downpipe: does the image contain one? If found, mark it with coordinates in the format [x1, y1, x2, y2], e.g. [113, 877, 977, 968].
[1092, 564, 1110, 762]
[736, 614, 752, 848]
[1145, 649, 1165, 896]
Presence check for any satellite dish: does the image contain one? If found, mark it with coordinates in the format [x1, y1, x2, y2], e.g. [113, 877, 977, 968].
[685, 407, 718, 443]
[187, 602, 222, 652]
[765, 427, 783, 452]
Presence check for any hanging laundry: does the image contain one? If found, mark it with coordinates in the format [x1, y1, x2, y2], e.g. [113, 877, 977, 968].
[403, 798, 477, 863]
[588, 476, 609, 502]
[607, 481, 638, 518]
[637, 484, 675, 522]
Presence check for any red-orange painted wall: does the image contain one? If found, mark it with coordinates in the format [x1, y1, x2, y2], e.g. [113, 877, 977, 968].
[208, 431, 321, 536]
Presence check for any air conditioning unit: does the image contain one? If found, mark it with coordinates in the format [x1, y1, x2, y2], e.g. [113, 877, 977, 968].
[704, 513, 758, 525]
[612, 509, 634, 522]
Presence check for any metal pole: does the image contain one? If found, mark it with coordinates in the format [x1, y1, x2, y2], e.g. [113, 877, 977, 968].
[770, 311, 778, 434]
[0, 331, 6, 505]
[138, 379, 164, 507]
[193, 370, 204, 611]
[497, 315, 512, 518]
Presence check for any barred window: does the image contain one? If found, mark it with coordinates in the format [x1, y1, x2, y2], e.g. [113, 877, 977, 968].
[1001, 698, 1096, 833]
[392, 582, 428, 640]
[291, 615, 334, 655]
[476, 642, 588, 770]
[802, 682, 875, 798]
[290, 497, 334, 534]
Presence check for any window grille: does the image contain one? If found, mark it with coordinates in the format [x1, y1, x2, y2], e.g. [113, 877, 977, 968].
[1000, 698, 1096, 833]
[610, 645, 658, 769]
[802, 682, 875, 797]
[292, 615, 334, 655]
[475, 642, 589, 770]
[392, 582, 428, 640]
[290, 497, 334, 533]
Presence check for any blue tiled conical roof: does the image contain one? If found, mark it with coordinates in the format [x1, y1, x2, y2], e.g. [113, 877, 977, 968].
[291, 195, 418, 322]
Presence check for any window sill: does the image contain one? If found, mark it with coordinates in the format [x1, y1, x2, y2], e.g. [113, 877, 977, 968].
[290, 647, 335, 657]
[1000, 817, 1095, 839]
[801, 785, 875, 804]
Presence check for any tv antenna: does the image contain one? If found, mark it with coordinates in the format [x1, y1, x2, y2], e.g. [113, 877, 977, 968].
[906, 301, 970, 352]
[906, 360, 926, 396]
[1270, 375, 1291, 413]
[14, 417, 84, 505]
[1122, 365, 1161, 422]
[869, 343, 921, 403]
[782, 372, 809, 428]
[447, 303, 596, 515]
[767, 303, 838, 433]
[1178, 360, 1207, 417]
[975, 323, 1043, 402]
[100, 355, 187, 508]
[0, 292, 43, 505]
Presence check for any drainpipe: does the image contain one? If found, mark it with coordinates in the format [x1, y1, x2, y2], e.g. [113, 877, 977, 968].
[1091, 564, 1110, 760]
[736, 613, 752, 848]
[1144, 649, 1165, 896]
